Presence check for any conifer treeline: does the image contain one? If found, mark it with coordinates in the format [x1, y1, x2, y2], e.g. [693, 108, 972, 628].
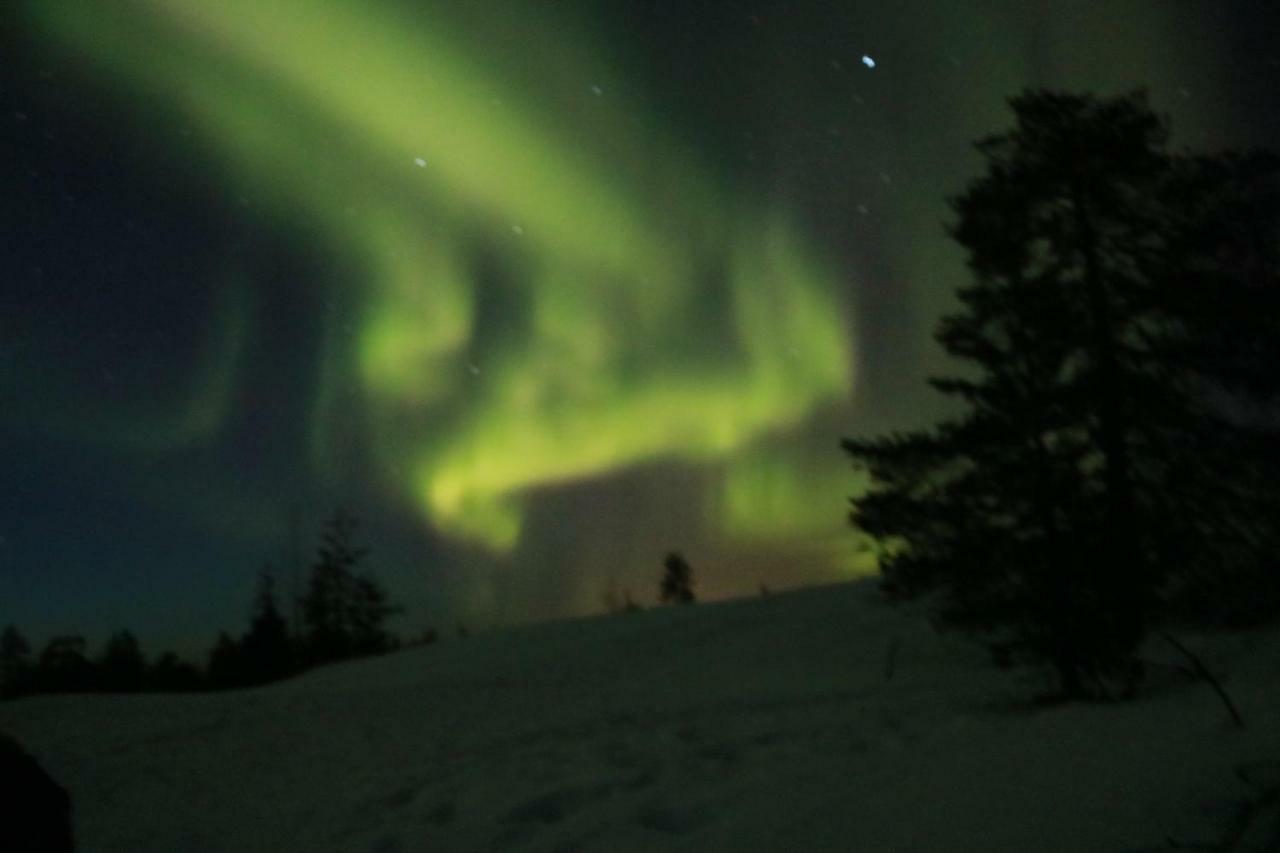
[1, 508, 409, 700]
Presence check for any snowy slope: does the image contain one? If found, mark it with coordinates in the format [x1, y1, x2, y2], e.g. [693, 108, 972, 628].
[3, 578, 1278, 852]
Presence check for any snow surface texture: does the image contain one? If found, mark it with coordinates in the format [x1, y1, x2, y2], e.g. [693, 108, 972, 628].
[3, 579, 1279, 852]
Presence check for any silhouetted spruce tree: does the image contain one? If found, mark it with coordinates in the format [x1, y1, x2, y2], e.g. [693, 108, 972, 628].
[0, 626, 33, 700]
[660, 552, 696, 604]
[348, 573, 400, 655]
[1141, 150, 1280, 624]
[241, 565, 295, 683]
[148, 651, 204, 692]
[35, 636, 93, 693]
[96, 630, 146, 693]
[302, 508, 362, 664]
[206, 631, 245, 689]
[300, 508, 398, 664]
[843, 90, 1280, 698]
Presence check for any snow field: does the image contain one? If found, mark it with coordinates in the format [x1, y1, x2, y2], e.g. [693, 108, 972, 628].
[2, 579, 1277, 852]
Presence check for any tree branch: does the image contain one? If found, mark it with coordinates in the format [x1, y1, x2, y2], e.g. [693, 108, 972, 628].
[1160, 631, 1245, 728]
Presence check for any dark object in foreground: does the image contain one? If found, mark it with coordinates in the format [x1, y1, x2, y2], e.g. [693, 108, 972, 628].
[0, 731, 73, 852]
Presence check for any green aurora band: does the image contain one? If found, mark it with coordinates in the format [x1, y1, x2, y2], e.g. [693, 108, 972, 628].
[30, 0, 855, 553]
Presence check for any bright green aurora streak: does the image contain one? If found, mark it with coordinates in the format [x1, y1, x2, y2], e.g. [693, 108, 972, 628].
[31, 1, 854, 553]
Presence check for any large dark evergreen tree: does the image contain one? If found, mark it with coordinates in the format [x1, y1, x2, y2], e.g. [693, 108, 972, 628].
[1143, 150, 1280, 623]
[843, 90, 1280, 698]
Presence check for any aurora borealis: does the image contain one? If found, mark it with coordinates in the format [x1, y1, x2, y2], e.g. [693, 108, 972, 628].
[4, 2, 1278, 652]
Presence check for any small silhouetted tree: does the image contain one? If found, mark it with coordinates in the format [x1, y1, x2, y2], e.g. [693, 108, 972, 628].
[96, 630, 146, 693]
[300, 508, 400, 665]
[0, 626, 33, 700]
[206, 631, 245, 689]
[301, 509, 360, 664]
[660, 552, 696, 604]
[36, 636, 93, 693]
[148, 652, 204, 692]
[348, 573, 400, 655]
[241, 566, 295, 683]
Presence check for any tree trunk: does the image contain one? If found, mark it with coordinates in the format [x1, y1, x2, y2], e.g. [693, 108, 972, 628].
[1072, 188, 1149, 652]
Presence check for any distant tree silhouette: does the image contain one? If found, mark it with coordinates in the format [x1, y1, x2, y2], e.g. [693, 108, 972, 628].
[35, 637, 93, 694]
[240, 566, 295, 684]
[660, 552, 696, 604]
[7, 627, 203, 698]
[4, 527, 406, 700]
[300, 508, 400, 665]
[301, 508, 362, 663]
[148, 652, 204, 692]
[0, 626, 33, 700]
[348, 573, 401, 655]
[96, 630, 146, 693]
[205, 631, 245, 689]
[844, 90, 1280, 699]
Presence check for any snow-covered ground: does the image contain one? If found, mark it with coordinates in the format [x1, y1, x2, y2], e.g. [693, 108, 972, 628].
[3, 578, 1278, 852]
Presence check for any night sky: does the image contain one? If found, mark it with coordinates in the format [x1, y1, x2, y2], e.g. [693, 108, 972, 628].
[4, 1, 1278, 656]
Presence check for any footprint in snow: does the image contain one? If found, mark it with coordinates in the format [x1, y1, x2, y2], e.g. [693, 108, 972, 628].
[502, 781, 615, 825]
[368, 834, 402, 853]
[425, 800, 457, 826]
[637, 800, 716, 834]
